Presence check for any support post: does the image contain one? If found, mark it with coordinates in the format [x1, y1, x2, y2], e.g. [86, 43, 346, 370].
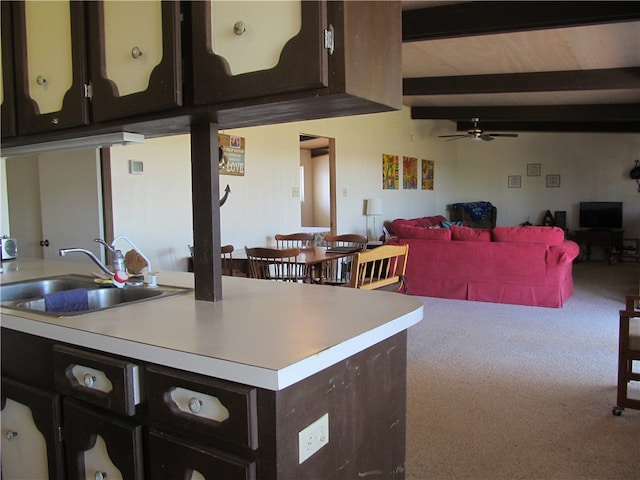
[190, 122, 222, 301]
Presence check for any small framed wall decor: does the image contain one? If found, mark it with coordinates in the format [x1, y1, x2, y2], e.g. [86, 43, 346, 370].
[508, 175, 521, 188]
[546, 174, 561, 187]
[527, 163, 541, 176]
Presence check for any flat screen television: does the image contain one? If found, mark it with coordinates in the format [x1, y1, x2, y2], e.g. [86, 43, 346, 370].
[579, 202, 623, 229]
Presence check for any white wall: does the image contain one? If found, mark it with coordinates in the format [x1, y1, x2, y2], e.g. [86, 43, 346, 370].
[453, 131, 640, 232]
[4, 106, 639, 272]
[109, 136, 194, 272]
[105, 107, 639, 270]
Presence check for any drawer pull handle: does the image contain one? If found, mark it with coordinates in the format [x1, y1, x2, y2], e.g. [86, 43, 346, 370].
[84, 374, 97, 388]
[94, 472, 108, 480]
[188, 397, 203, 414]
[5, 430, 18, 441]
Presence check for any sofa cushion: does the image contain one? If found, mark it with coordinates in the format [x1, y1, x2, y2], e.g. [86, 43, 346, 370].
[394, 223, 452, 240]
[450, 225, 492, 242]
[491, 226, 565, 245]
[416, 215, 447, 227]
[390, 215, 446, 234]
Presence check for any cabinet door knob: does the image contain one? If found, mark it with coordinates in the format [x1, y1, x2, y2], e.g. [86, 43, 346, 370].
[131, 46, 143, 59]
[188, 397, 203, 414]
[233, 21, 246, 35]
[94, 472, 108, 480]
[36, 74, 47, 86]
[83, 374, 97, 388]
[5, 430, 18, 441]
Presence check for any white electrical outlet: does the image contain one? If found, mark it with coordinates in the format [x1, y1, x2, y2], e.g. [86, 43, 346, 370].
[292, 187, 300, 198]
[298, 413, 329, 464]
[342, 188, 348, 197]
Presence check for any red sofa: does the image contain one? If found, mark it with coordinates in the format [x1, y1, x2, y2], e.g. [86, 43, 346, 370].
[388, 216, 580, 308]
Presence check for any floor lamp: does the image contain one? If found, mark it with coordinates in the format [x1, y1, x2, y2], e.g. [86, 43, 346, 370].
[366, 198, 383, 242]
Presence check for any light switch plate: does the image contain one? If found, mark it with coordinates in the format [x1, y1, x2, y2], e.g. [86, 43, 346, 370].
[298, 413, 329, 464]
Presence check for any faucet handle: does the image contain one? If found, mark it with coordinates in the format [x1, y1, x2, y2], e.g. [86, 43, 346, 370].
[94, 238, 118, 254]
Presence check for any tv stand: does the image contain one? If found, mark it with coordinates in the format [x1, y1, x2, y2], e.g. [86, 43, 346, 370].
[574, 229, 624, 264]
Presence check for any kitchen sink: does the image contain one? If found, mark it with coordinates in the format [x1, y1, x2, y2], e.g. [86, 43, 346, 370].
[0, 274, 192, 317]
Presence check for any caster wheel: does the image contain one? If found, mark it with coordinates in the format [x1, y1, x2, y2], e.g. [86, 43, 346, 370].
[612, 406, 623, 416]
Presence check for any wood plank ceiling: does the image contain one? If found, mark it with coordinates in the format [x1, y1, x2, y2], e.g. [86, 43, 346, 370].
[401, 1, 640, 133]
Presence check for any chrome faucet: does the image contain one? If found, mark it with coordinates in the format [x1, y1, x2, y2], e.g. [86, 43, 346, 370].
[59, 238, 129, 287]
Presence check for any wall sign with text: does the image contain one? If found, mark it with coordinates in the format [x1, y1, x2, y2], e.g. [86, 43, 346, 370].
[218, 134, 245, 176]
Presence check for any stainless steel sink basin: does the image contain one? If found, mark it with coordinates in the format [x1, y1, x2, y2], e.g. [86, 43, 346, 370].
[1, 274, 100, 302]
[1, 274, 192, 317]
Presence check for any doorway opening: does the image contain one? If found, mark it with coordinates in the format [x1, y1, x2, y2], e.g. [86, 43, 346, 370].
[299, 134, 335, 234]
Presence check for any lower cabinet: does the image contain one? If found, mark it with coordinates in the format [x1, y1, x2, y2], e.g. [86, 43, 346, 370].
[1, 377, 65, 480]
[1, 327, 408, 479]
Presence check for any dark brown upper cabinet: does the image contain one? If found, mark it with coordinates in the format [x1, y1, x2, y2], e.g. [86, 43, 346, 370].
[12, 1, 89, 135]
[1, 2, 17, 138]
[85, 0, 182, 123]
[191, 0, 329, 105]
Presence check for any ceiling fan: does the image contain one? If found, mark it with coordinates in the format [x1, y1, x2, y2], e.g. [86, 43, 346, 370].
[439, 118, 518, 142]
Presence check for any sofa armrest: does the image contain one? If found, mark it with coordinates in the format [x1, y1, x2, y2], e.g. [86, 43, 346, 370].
[548, 240, 580, 266]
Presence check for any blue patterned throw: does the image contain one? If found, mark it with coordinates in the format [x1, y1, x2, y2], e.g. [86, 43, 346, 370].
[452, 202, 493, 221]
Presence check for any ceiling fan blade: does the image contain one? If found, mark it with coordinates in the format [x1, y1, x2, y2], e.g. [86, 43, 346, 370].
[438, 134, 468, 138]
[480, 134, 494, 141]
[488, 133, 518, 138]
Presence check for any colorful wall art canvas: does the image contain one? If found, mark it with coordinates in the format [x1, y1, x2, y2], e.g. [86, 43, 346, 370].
[422, 159, 434, 190]
[383, 154, 399, 189]
[403, 156, 418, 189]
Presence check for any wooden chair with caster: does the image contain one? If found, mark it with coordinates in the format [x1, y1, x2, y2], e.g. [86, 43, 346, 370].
[613, 294, 640, 416]
[349, 244, 409, 293]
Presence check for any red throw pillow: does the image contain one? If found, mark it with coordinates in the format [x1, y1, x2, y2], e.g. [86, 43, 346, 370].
[450, 225, 491, 241]
[491, 226, 565, 245]
[394, 223, 452, 240]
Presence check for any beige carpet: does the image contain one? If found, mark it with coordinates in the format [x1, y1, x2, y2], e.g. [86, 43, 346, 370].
[405, 260, 640, 480]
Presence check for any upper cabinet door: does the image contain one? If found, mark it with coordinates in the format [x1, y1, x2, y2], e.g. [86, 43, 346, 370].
[86, 0, 182, 123]
[191, 0, 329, 105]
[12, 1, 89, 135]
[0, 2, 16, 137]
[1, 2, 16, 138]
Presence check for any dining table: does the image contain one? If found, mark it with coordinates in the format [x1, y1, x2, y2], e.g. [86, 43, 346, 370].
[238, 246, 362, 284]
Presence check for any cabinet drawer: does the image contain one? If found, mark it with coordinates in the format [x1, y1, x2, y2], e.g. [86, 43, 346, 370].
[53, 345, 141, 416]
[147, 429, 256, 480]
[146, 365, 258, 450]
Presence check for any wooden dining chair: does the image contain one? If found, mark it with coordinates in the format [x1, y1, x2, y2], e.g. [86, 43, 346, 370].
[221, 244, 234, 276]
[274, 233, 314, 249]
[245, 247, 302, 282]
[349, 244, 409, 293]
[319, 234, 368, 286]
[613, 294, 640, 416]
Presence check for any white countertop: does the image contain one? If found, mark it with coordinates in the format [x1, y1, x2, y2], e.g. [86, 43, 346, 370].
[1, 258, 423, 390]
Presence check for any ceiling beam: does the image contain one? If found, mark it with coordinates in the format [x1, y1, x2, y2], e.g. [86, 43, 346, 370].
[403, 1, 640, 42]
[455, 121, 640, 133]
[403, 68, 640, 95]
[411, 104, 640, 122]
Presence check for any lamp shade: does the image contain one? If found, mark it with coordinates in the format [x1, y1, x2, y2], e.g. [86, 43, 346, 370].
[366, 198, 383, 216]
